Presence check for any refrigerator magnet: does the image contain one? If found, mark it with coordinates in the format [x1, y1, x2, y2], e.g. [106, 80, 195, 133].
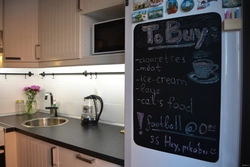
[132, 10, 147, 23]
[166, 0, 178, 14]
[148, 6, 163, 20]
[150, 0, 163, 7]
[181, 0, 195, 12]
[222, 0, 242, 8]
[133, 0, 150, 11]
[197, 0, 210, 10]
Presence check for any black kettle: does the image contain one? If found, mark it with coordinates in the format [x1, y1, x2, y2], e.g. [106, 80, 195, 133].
[81, 95, 104, 125]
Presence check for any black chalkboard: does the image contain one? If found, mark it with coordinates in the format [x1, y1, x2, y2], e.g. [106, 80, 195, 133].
[133, 12, 221, 162]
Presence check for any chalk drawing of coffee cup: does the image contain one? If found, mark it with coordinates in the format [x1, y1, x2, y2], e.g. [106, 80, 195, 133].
[193, 50, 211, 59]
[193, 59, 219, 79]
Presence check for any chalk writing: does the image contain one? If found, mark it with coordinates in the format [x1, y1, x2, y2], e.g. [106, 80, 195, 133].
[181, 141, 209, 155]
[157, 77, 187, 85]
[133, 13, 221, 162]
[137, 112, 144, 135]
[164, 54, 186, 63]
[150, 135, 160, 145]
[145, 114, 217, 139]
[164, 135, 181, 152]
[138, 63, 162, 72]
[167, 96, 193, 113]
[136, 56, 164, 64]
[146, 115, 182, 132]
[136, 76, 187, 86]
[140, 83, 160, 97]
[147, 134, 218, 155]
[142, 21, 208, 49]
[135, 54, 186, 64]
[136, 96, 164, 106]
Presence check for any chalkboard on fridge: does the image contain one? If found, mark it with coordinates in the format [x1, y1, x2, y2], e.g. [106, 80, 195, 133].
[133, 12, 221, 162]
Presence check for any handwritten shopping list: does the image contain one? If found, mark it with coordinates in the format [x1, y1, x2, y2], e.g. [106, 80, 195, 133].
[133, 12, 221, 162]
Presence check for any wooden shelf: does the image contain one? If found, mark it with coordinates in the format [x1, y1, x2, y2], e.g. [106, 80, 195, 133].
[223, 18, 242, 31]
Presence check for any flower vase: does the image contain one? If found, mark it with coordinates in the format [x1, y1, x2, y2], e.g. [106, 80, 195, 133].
[26, 98, 37, 114]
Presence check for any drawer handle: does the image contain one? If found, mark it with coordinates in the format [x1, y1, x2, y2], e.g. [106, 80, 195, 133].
[78, 0, 83, 11]
[76, 154, 95, 164]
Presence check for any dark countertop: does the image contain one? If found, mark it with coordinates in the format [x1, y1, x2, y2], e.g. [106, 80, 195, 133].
[0, 112, 124, 166]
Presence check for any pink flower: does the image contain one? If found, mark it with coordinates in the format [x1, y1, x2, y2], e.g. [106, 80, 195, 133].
[30, 85, 41, 92]
[23, 85, 41, 100]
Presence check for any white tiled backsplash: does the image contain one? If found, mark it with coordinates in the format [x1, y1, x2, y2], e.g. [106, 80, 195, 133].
[0, 64, 125, 125]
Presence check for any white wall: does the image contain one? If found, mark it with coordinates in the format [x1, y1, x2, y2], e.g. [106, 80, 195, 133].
[0, 64, 125, 125]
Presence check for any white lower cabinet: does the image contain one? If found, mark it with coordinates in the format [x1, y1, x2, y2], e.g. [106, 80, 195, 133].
[16, 132, 59, 167]
[12, 132, 122, 167]
[5, 132, 18, 167]
[59, 147, 122, 167]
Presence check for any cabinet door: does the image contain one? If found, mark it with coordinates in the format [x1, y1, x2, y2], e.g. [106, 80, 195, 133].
[38, 0, 80, 61]
[59, 147, 122, 167]
[3, 0, 39, 65]
[80, 0, 124, 14]
[5, 132, 17, 167]
[0, 0, 3, 30]
[16, 133, 59, 167]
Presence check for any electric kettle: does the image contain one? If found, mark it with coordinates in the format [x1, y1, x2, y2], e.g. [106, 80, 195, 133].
[81, 95, 104, 125]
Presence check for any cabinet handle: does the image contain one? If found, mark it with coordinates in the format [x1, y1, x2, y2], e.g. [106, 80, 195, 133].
[76, 154, 95, 164]
[51, 147, 57, 167]
[125, 0, 129, 6]
[78, 0, 83, 11]
[0, 30, 3, 46]
[35, 44, 40, 60]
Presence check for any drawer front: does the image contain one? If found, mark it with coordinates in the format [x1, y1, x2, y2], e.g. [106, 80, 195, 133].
[59, 147, 122, 167]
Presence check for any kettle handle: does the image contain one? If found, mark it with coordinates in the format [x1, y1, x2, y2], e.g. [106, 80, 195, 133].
[90, 95, 104, 121]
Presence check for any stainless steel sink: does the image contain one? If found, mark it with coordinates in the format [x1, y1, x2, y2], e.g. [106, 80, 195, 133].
[21, 117, 69, 128]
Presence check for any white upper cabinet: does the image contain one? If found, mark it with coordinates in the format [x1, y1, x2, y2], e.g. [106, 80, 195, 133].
[39, 0, 125, 67]
[0, 0, 2, 54]
[3, 0, 39, 67]
[80, 0, 124, 15]
[0, 0, 3, 30]
[38, 0, 81, 62]
[2, 0, 125, 68]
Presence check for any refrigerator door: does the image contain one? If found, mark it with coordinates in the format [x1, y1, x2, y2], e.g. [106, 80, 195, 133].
[125, 0, 242, 167]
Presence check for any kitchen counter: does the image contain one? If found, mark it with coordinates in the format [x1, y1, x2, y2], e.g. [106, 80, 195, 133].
[0, 112, 124, 166]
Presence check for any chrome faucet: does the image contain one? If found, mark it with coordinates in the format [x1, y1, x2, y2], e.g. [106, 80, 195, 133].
[45, 92, 53, 106]
[45, 92, 58, 117]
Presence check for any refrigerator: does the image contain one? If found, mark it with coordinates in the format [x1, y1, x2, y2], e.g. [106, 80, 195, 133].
[124, 0, 245, 167]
